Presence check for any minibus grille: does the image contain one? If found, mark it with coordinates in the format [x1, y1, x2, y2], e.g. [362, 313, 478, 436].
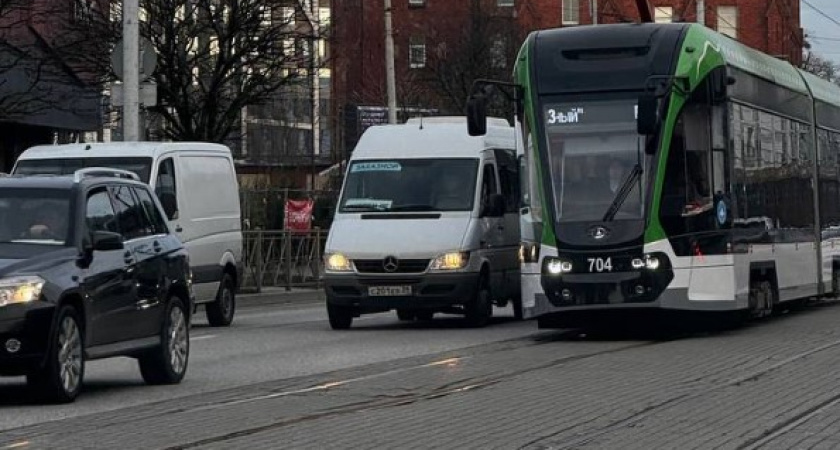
[354, 259, 430, 274]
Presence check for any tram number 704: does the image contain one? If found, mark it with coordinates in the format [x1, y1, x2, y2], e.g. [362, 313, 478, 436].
[587, 257, 613, 273]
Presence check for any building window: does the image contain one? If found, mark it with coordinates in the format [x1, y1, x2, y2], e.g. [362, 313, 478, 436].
[717, 6, 738, 39]
[409, 37, 426, 68]
[409, 0, 426, 7]
[562, 0, 579, 25]
[497, 0, 514, 6]
[655, 6, 673, 23]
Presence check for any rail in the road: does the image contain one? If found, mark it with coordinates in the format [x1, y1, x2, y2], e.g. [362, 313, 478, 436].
[5, 303, 840, 449]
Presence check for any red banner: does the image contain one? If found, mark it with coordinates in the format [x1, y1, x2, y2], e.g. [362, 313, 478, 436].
[284, 199, 314, 232]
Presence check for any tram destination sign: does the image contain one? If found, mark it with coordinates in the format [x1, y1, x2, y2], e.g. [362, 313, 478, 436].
[544, 101, 638, 127]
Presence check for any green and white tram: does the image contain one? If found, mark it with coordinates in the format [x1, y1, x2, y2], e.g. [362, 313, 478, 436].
[469, 23, 840, 328]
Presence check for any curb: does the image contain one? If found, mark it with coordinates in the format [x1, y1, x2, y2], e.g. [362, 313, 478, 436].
[237, 287, 324, 308]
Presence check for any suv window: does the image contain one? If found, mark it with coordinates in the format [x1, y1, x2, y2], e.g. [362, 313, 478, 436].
[133, 186, 168, 235]
[110, 185, 152, 240]
[86, 189, 118, 234]
[155, 158, 178, 220]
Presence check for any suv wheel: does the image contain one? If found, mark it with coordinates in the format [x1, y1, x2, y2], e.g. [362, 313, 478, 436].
[139, 297, 190, 385]
[28, 305, 84, 403]
[206, 273, 235, 327]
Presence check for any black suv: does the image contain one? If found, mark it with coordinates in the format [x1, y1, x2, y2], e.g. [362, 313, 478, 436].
[0, 169, 192, 402]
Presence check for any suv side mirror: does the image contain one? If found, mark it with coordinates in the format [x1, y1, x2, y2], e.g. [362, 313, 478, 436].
[637, 94, 658, 137]
[467, 95, 488, 136]
[92, 231, 124, 251]
[482, 193, 506, 217]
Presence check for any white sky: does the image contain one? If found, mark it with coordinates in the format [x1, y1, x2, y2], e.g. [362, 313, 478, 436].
[801, 0, 840, 63]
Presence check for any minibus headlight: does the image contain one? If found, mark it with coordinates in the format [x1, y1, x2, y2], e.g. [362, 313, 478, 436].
[430, 252, 470, 270]
[325, 253, 353, 272]
[0, 276, 45, 307]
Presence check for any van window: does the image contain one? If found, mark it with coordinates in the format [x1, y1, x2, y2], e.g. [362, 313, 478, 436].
[339, 158, 479, 213]
[14, 157, 153, 182]
[155, 158, 178, 220]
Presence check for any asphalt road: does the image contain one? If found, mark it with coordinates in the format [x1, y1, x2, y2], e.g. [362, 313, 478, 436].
[0, 293, 536, 432]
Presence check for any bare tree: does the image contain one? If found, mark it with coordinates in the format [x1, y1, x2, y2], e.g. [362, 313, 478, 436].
[423, 0, 521, 118]
[801, 51, 839, 85]
[108, 0, 321, 143]
[0, 0, 113, 124]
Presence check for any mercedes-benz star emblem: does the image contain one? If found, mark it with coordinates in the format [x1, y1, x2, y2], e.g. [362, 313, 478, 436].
[383, 256, 399, 273]
[589, 226, 610, 240]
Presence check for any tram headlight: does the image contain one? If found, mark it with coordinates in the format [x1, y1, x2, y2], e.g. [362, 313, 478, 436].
[631, 258, 645, 270]
[645, 256, 661, 270]
[546, 258, 573, 275]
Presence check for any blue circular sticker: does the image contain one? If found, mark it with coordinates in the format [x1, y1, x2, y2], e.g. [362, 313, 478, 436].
[716, 201, 728, 225]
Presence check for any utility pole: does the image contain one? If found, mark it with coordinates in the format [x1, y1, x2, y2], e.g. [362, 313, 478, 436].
[696, 0, 705, 25]
[308, 0, 320, 190]
[122, 0, 140, 141]
[384, 0, 397, 124]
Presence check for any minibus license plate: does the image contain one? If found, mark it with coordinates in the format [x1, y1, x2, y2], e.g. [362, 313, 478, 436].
[368, 286, 412, 296]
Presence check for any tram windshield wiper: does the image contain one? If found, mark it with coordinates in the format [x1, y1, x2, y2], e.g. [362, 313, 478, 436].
[602, 164, 643, 222]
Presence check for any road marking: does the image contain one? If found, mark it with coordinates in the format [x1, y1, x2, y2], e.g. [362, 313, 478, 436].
[4, 442, 29, 449]
[191, 335, 217, 341]
[424, 357, 461, 367]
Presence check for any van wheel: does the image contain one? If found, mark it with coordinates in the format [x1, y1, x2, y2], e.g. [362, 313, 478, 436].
[396, 309, 415, 321]
[832, 265, 840, 297]
[327, 302, 353, 330]
[512, 295, 524, 320]
[206, 274, 235, 327]
[464, 281, 492, 328]
[415, 311, 434, 321]
[28, 305, 85, 403]
[139, 297, 189, 385]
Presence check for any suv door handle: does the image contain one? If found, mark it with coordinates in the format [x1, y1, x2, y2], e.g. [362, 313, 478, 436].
[175, 225, 183, 233]
[153, 241, 162, 253]
[123, 250, 134, 265]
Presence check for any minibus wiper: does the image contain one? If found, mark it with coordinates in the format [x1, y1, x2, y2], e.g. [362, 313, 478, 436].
[389, 204, 436, 212]
[343, 203, 390, 212]
[602, 164, 642, 222]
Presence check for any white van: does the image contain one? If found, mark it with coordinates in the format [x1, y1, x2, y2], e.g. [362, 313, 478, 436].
[323, 117, 521, 329]
[13, 142, 243, 326]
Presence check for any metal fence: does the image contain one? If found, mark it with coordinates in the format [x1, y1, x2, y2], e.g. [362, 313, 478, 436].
[241, 229, 328, 292]
[240, 189, 339, 231]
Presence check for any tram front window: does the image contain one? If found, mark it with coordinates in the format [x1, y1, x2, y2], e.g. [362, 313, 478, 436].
[543, 100, 647, 222]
